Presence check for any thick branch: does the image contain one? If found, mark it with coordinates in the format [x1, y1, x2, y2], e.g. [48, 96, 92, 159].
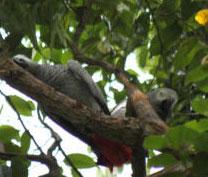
[71, 55, 168, 130]
[0, 55, 168, 147]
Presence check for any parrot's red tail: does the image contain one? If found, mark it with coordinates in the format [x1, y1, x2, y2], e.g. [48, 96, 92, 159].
[91, 136, 132, 171]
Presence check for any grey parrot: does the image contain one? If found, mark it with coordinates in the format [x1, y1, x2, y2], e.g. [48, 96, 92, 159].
[12, 54, 110, 115]
[12, 55, 178, 171]
[111, 88, 178, 122]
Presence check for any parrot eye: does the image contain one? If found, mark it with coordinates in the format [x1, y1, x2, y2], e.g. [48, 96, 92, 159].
[19, 58, 26, 65]
[14, 58, 28, 68]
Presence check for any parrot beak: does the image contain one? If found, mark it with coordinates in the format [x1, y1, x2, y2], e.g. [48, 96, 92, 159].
[161, 99, 176, 122]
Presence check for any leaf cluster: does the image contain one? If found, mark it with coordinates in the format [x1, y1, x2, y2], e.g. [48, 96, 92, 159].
[1, 0, 208, 176]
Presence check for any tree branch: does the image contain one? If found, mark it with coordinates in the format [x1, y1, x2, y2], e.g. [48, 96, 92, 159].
[147, 163, 188, 177]
[0, 152, 61, 177]
[145, 0, 164, 90]
[0, 53, 170, 177]
[0, 54, 168, 147]
[69, 0, 164, 139]
[0, 90, 44, 154]
[72, 0, 95, 48]
[37, 110, 84, 177]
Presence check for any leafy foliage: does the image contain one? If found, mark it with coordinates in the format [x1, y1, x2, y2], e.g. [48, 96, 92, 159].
[65, 153, 96, 169]
[0, 126, 31, 176]
[1, 0, 208, 176]
[9, 95, 35, 116]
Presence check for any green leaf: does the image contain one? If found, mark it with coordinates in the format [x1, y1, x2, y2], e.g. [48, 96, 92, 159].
[159, 0, 181, 14]
[9, 95, 35, 116]
[191, 96, 208, 116]
[0, 125, 19, 143]
[4, 142, 22, 153]
[136, 46, 149, 68]
[134, 12, 150, 44]
[110, 87, 126, 104]
[126, 69, 139, 76]
[185, 66, 208, 85]
[174, 38, 202, 71]
[150, 21, 182, 56]
[144, 135, 168, 150]
[148, 153, 178, 168]
[64, 153, 96, 169]
[196, 76, 208, 92]
[20, 132, 31, 153]
[185, 119, 208, 133]
[11, 157, 30, 177]
[181, 0, 198, 20]
[150, 36, 161, 56]
[193, 153, 208, 177]
[194, 132, 208, 152]
[165, 126, 198, 150]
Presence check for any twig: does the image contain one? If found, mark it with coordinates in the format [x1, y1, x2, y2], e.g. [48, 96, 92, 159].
[0, 152, 61, 177]
[72, 0, 95, 49]
[70, 0, 142, 97]
[145, 0, 164, 91]
[37, 109, 84, 177]
[63, 0, 76, 14]
[0, 89, 44, 154]
[145, 0, 164, 59]
[175, 113, 201, 117]
[147, 163, 187, 177]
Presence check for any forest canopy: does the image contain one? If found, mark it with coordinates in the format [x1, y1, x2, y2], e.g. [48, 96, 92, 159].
[1, 0, 208, 177]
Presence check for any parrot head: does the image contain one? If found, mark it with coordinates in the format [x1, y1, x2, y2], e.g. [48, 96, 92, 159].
[111, 88, 178, 122]
[12, 54, 40, 75]
[147, 88, 178, 122]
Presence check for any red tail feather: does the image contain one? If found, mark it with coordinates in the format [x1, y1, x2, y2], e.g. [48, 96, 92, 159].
[91, 136, 132, 171]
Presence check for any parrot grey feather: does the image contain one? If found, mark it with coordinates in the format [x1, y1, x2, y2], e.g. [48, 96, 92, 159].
[66, 60, 109, 114]
[110, 100, 127, 118]
[111, 88, 178, 122]
[12, 55, 110, 114]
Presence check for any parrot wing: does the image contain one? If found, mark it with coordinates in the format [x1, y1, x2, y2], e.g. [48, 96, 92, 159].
[66, 60, 110, 114]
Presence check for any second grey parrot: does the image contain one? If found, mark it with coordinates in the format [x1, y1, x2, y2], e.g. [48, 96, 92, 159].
[111, 88, 178, 122]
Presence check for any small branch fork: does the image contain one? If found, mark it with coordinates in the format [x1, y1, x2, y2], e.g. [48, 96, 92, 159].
[0, 53, 82, 176]
[0, 90, 44, 154]
[37, 110, 83, 177]
[0, 91, 62, 177]
[0, 83, 83, 177]
[0, 151, 61, 177]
